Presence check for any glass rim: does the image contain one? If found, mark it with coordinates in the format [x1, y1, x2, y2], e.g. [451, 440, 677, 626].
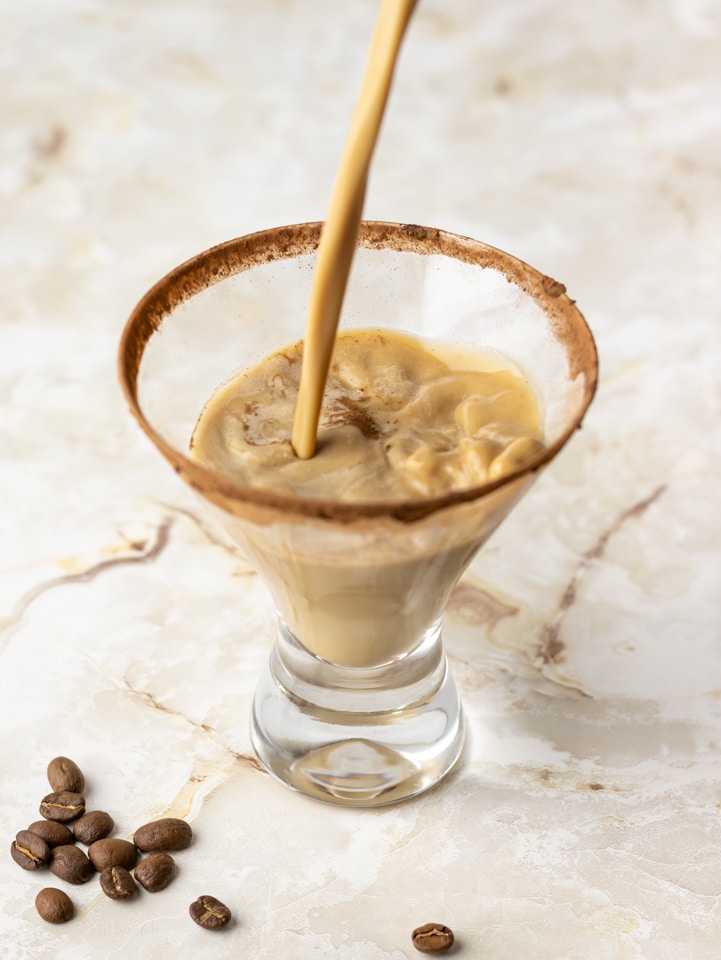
[118, 220, 599, 524]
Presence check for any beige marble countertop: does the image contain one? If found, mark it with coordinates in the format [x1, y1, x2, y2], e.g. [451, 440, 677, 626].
[2, 1, 721, 957]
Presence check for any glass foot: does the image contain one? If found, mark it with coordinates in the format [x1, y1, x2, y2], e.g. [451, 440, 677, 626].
[250, 620, 464, 806]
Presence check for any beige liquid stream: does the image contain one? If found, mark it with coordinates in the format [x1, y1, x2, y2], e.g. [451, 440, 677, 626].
[291, 0, 419, 460]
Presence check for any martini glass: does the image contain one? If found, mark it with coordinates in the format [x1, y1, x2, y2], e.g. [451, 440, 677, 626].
[118, 221, 597, 806]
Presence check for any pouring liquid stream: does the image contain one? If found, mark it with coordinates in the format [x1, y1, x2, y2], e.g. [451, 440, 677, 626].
[192, 0, 549, 508]
[291, 0, 419, 460]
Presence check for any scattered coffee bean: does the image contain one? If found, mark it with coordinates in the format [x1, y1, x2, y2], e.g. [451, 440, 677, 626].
[134, 817, 192, 852]
[35, 887, 74, 924]
[50, 844, 95, 884]
[39, 791, 85, 823]
[19, 761, 238, 937]
[134, 852, 175, 892]
[10, 830, 51, 871]
[27, 819, 74, 848]
[88, 838, 138, 872]
[99, 866, 137, 900]
[47, 757, 85, 794]
[411, 923, 455, 954]
[73, 811, 114, 845]
[188, 895, 232, 930]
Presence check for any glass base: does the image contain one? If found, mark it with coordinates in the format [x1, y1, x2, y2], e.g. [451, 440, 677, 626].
[250, 619, 464, 807]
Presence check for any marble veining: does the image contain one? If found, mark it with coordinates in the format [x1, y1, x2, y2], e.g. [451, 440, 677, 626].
[2, 0, 721, 957]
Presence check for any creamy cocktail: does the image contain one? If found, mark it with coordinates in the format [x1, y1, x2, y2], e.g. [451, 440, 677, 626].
[119, 221, 597, 804]
[119, 0, 596, 805]
[189, 327, 545, 667]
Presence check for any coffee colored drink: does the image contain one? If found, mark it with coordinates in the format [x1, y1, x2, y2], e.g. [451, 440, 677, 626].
[190, 328, 544, 667]
[192, 329, 543, 502]
[291, 0, 419, 459]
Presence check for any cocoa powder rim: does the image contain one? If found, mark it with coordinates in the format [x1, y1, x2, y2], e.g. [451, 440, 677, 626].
[118, 221, 598, 525]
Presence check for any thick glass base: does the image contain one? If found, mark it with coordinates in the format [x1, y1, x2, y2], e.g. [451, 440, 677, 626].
[250, 619, 464, 806]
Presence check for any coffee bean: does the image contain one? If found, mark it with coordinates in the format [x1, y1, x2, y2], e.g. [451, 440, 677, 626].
[73, 811, 114, 845]
[47, 757, 85, 794]
[39, 791, 85, 823]
[134, 852, 175, 892]
[27, 820, 74, 848]
[134, 818, 192, 852]
[35, 887, 74, 924]
[188, 895, 232, 930]
[50, 844, 95, 884]
[88, 838, 138, 872]
[99, 866, 136, 900]
[10, 830, 50, 870]
[411, 923, 455, 954]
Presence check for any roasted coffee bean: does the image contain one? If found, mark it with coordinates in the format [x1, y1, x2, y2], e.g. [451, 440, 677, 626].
[188, 895, 232, 930]
[47, 757, 85, 794]
[50, 844, 95, 884]
[11, 830, 50, 870]
[39, 791, 85, 823]
[73, 811, 114, 845]
[99, 866, 136, 900]
[88, 838, 138, 872]
[411, 923, 455, 954]
[35, 887, 74, 924]
[134, 852, 175, 892]
[27, 819, 74, 848]
[134, 818, 192, 852]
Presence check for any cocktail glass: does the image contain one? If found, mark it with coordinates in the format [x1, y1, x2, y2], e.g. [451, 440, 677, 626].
[118, 221, 597, 806]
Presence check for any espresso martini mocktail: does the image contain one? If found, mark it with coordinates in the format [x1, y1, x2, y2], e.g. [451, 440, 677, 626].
[190, 327, 545, 667]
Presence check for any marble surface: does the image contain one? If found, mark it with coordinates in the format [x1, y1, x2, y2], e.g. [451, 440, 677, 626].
[2, 0, 721, 956]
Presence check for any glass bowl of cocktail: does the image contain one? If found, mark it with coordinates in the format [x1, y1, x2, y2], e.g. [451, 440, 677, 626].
[118, 221, 598, 806]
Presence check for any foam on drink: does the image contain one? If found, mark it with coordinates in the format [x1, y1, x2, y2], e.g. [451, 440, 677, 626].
[191, 328, 544, 503]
